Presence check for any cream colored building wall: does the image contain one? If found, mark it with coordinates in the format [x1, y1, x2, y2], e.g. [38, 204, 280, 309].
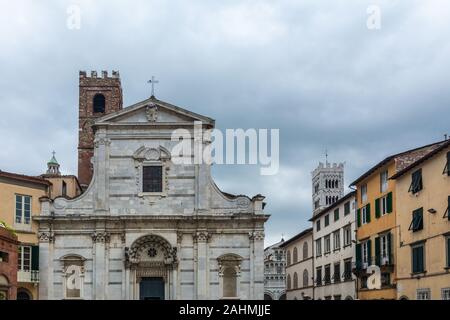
[396, 147, 450, 300]
[313, 195, 357, 300]
[45, 176, 81, 198]
[284, 233, 314, 300]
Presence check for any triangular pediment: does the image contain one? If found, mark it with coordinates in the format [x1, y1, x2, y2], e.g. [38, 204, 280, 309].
[95, 97, 215, 126]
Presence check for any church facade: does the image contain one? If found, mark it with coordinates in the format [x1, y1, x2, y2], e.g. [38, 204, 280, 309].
[36, 71, 269, 300]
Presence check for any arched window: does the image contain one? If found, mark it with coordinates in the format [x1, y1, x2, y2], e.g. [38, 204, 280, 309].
[286, 250, 291, 266]
[293, 272, 298, 289]
[303, 269, 309, 287]
[293, 247, 298, 264]
[325, 180, 328, 188]
[303, 242, 308, 260]
[335, 180, 338, 188]
[287, 274, 291, 290]
[93, 93, 106, 113]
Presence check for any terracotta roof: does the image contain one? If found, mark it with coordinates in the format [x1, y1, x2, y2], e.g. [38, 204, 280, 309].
[309, 191, 356, 222]
[390, 139, 450, 179]
[0, 170, 51, 186]
[349, 140, 447, 186]
[279, 228, 313, 248]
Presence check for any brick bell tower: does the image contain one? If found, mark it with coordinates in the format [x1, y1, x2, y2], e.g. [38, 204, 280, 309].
[78, 70, 123, 189]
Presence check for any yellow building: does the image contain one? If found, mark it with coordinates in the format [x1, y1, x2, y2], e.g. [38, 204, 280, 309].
[350, 140, 446, 300]
[0, 153, 81, 299]
[0, 170, 50, 300]
[391, 140, 450, 300]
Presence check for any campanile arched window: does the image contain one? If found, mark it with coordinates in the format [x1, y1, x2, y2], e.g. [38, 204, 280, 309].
[93, 94, 105, 113]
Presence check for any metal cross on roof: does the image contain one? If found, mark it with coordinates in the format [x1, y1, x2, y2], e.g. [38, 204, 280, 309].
[147, 76, 159, 98]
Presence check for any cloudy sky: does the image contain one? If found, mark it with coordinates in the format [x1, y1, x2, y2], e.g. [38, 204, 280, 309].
[1, 0, 449, 246]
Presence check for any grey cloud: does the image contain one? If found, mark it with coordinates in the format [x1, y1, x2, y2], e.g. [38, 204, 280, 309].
[1, 0, 449, 247]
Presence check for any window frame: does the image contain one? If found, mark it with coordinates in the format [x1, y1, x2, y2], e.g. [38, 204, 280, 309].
[324, 214, 329, 227]
[343, 225, 352, 247]
[315, 238, 322, 257]
[380, 170, 388, 193]
[18, 245, 32, 271]
[333, 230, 341, 251]
[409, 208, 424, 232]
[416, 288, 430, 300]
[362, 241, 369, 267]
[344, 201, 350, 216]
[324, 235, 331, 254]
[15, 194, 32, 227]
[411, 242, 425, 274]
[361, 184, 368, 203]
[409, 169, 423, 194]
[334, 208, 339, 222]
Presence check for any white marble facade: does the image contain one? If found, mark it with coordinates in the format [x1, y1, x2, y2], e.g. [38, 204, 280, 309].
[36, 98, 268, 300]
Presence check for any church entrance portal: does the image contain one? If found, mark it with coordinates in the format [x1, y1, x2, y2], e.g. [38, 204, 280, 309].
[139, 277, 165, 300]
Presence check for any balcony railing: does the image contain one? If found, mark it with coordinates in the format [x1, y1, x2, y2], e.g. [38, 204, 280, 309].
[17, 270, 39, 283]
[352, 255, 394, 272]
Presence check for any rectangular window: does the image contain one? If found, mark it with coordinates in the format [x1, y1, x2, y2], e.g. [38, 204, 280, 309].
[334, 208, 339, 221]
[362, 241, 369, 268]
[142, 166, 163, 192]
[361, 184, 368, 203]
[316, 267, 322, 286]
[325, 214, 329, 227]
[333, 263, 341, 283]
[15, 195, 31, 225]
[412, 243, 425, 273]
[316, 239, 322, 257]
[362, 204, 371, 225]
[417, 288, 430, 300]
[333, 230, 340, 250]
[380, 170, 388, 193]
[324, 264, 331, 284]
[379, 233, 391, 265]
[324, 235, 331, 254]
[316, 220, 321, 232]
[442, 288, 450, 300]
[343, 259, 352, 281]
[18, 246, 31, 271]
[343, 225, 352, 246]
[409, 208, 424, 232]
[409, 169, 423, 194]
[344, 201, 350, 215]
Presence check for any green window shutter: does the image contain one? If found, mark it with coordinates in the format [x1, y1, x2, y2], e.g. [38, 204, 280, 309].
[418, 246, 424, 272]
[367, 239, 372, 266]
[447, 152, 450, 176]
[375, 198, 381, 218]
[387, 192, 393, 213]
[448, 196, 450, 221]
[447, 238, 450, 268]
[357, 209, 361, 227]
[356, 243, 362, 269]
[366, 204, 371, 223]
[31, 245, 39, 271]
[375, 237, 381, 266]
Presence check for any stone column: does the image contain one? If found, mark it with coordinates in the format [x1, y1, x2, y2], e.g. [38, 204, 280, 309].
[92, 231, 110, 300]
[250, 231, 265, 299]
[38, 231, 54, 300]
[194, 231, 210, 299]
[93, 134, 110, 213]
